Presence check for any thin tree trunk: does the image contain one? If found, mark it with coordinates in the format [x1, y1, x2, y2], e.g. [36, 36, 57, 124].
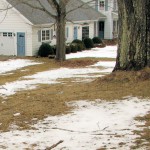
[114, 0, 150, 71]
[55, 1, 66, 61]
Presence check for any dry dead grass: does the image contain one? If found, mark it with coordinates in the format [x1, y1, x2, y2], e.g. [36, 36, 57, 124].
[0, 57, 114, 131]
[0, 57, 150, 149]
[131, 113, 150, 149]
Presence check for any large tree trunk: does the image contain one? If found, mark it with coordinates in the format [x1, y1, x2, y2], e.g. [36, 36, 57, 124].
[55, 1, 66, 61]
[114, 0, 150, 71]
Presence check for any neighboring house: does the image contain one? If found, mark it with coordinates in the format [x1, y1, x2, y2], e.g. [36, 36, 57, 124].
[0, 0, 106, 56]
[82, 0, 118, 39]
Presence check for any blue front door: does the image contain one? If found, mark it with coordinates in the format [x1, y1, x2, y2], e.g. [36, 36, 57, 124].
[17, 32, 25, 56]
[74, 26, 78, 39]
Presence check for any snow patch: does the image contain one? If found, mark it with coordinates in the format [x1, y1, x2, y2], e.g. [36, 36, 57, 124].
[0, 62, 115, 97]
[66, 46, 117, 59]
[0, 97, 149, 150]
[13, 113, 21, 117]
[0, 59, 41, 75]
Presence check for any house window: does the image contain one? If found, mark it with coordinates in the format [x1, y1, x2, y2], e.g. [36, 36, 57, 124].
[42, 29, 50, 41]
[82, 26, 89, 40]
[8, 32, 13, 37]
[3, 32, 8, 37]
[99, 1, 105, 10]
[38, 29, 54, 42]
[3, 32, 13, 37]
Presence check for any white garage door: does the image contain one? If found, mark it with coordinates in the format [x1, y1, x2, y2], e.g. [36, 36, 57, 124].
[0, 32, 15, 56]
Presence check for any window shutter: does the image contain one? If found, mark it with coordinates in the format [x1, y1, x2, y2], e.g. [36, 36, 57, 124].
[105, 0, 108, 11]
[95, 0, 99, 11]
[38, 30, 41, 42]
[51, 29, 53, 40]
[67, 27, 69, 38]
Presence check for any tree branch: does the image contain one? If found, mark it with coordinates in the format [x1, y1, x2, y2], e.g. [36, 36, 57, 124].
[37, 0, 57, 19]
[66, 0, 95, 14]
[48, 0, 60, 15]
[46, 140, 64, 150]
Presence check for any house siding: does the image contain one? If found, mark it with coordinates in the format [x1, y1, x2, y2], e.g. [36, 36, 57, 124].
[32, 22, 95, 56]
[82, 0, 118, 39]
[0, 0, 33, 56]
[0, 0, 101, 56]
[32, 28, 41, 56]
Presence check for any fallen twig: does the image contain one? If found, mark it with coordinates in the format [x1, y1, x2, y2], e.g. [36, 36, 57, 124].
[46, 140, 64, 150]
[102, 126, 109, 130]
[52, 126, 109, 134]
[52, 127, 89, 133]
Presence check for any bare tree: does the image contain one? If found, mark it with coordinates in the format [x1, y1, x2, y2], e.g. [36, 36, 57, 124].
[114, 0, 150, 71]
[19, 0, 69, 61]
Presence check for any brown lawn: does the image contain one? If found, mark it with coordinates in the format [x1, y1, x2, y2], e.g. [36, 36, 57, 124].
[0, 56, 149, 149]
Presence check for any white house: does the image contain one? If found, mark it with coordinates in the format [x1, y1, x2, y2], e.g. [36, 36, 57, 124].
[0, 0, 106, 56]
[82, 0, 118, 39]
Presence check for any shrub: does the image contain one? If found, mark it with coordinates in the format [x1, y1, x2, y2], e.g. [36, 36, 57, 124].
[72, 39, 85, 51]
[76, 43, 84, 51]
[66, 46, 71, 54]
[38, 43, 54, 57]
[92, 37, 102, 44]
[83, 38, 94, 49]
[72, 39, 83, 44]
[70, 44, 78, 53]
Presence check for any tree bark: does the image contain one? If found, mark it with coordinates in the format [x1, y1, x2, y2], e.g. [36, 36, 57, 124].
[114, 0, 150, 71]
[55, 1, 66, 61]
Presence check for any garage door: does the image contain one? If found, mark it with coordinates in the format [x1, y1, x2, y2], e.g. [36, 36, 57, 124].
[0, 32, 15, 56]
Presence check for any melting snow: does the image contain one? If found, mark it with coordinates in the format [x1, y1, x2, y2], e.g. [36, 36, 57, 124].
[0, 97, 150, 150]
[1, 46, 149, 149]
[13, 113, 21, 117]
[0, 62, 115, 97]
[0, 59, 41, 75]
[66, 46, 117, 59]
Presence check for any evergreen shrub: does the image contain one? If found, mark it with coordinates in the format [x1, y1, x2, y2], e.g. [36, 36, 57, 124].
[83, 38, 94, 49]
[92, 37, 102, 44]
[72, 39, 85, 51]
[38, 43, 54, 57]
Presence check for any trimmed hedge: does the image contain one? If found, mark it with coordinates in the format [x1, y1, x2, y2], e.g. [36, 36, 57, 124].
[92, 37, 102, 44]
[83, 38, 94, 49]
[72, 39, 85, 51]
[38, 43, 54, 57]
[72, 39, 83, 44]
